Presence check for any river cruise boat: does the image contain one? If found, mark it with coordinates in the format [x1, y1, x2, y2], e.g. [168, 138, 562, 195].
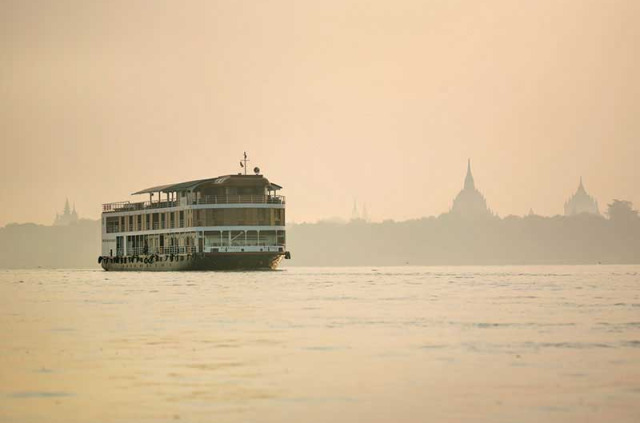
[99, 157, 290, 271]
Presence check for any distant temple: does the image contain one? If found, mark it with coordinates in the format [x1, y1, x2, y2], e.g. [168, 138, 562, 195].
[350, 200, 369, 222]
[449, 160, 494, 219]
[54, 198, 79, 226]
[564, 177, 599, 216]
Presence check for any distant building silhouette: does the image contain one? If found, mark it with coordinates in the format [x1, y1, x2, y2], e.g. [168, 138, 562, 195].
[54, 198, 79, 226]
[564, 177, 599, 216]
[351, 199, 360, 221]
[448, 160, 494, 219]
[350, 199, 369, 222]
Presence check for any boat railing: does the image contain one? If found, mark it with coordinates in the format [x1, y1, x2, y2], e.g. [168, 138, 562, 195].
[122, 246, 198, 256]
[196, 195, 285, 205]
[102, 200, 177, 213]
[206, 241, 284, 247]
[103, 195, 285, 213]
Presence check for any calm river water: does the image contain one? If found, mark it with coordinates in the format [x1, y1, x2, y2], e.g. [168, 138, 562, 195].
[1, 266, 639, 422]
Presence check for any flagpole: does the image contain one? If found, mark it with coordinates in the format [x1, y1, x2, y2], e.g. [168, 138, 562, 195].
[240, 152, 249, 175]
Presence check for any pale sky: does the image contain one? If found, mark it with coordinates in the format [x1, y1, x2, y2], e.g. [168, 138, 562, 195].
[1, 0, 639, 226]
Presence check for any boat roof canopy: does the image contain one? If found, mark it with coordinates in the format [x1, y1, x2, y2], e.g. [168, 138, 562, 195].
[132, 175, 282, 195]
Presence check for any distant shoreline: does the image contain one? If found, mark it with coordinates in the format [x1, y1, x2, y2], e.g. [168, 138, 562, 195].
[2, 214, 639, 268]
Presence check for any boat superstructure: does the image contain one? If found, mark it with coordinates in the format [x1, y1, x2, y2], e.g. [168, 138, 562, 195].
[99, 158, 290, 271]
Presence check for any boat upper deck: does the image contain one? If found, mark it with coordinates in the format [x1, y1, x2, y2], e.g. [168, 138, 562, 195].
[102, 173, 284, 214]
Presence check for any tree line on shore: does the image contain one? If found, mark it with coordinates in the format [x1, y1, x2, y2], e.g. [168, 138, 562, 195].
[288, 200, 640, 266]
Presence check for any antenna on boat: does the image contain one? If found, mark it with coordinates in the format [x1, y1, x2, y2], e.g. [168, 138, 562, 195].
[239, 152, 249, 175]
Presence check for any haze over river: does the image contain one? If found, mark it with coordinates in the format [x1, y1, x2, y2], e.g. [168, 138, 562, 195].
[1, 266, 639, 422]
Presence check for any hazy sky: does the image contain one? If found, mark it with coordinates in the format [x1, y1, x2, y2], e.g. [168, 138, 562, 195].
[1, 0, 639, 226]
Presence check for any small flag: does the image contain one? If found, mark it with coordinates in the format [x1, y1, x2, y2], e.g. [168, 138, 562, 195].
[240, 161, 244, 167]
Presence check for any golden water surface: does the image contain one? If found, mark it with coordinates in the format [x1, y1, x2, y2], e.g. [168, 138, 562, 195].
[1, 266, 639, 422]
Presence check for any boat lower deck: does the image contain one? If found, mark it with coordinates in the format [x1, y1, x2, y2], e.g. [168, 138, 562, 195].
[99, 251, 287, 271]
